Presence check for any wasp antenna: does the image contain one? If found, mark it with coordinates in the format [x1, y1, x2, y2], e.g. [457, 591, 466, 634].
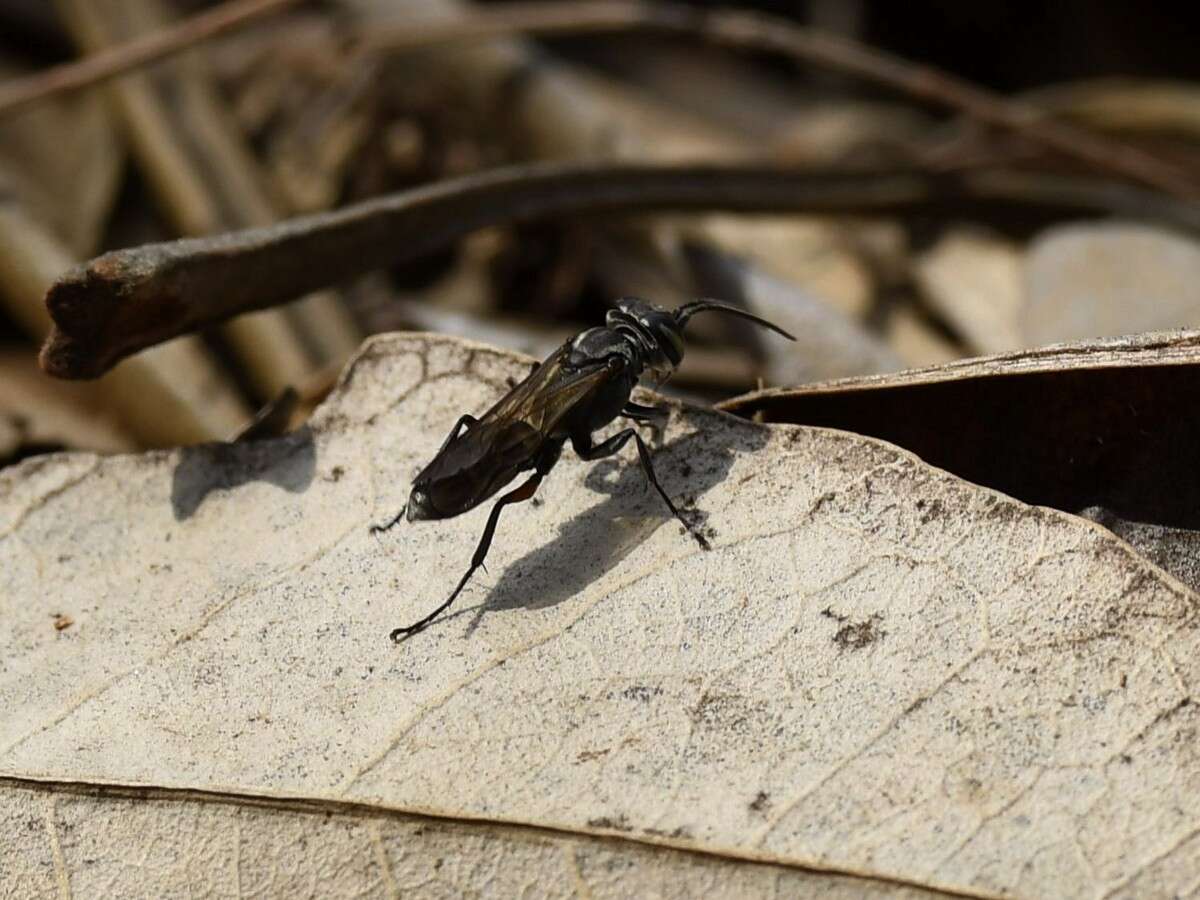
[674, 299, 796, 341]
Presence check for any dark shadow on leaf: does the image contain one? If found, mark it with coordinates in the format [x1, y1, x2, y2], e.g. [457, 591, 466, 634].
[458, 416, 770, 634]
[170, 426, 316, 521]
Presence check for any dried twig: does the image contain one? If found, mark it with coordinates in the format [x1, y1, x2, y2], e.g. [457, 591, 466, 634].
[56, 0, 361, 398]
[0, 0, 301, 118]
[0, 193, 250, 443]
[41, 160, 1200, 380]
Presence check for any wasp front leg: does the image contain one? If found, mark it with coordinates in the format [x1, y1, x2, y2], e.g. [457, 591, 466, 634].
[570, 427, 709, 550]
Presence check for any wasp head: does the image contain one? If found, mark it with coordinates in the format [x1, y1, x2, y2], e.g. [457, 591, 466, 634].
[607, 297, 686, 377]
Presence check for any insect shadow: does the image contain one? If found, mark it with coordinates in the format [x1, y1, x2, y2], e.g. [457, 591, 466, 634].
[170, 426, 316, 521]
[460, 417, 769, 632]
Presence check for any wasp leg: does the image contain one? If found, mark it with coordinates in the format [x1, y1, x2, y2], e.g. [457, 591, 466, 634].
[505, 362, 540, 389]
[370, 414, 477, 535]
[621, 401, 668, 429]
[391, 440, 563, 642]
[369, 503, 409, 536]
[435, 413, 478, 454]
[571, 428, 710, 550]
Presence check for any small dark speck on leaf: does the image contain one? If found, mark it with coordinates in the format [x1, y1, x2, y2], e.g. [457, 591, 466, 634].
[832, 613, 885, 650]
[916, 497, 943, 523]
[588, 815, 632, 832]
[621, 685, 663, 702]
[749, 791, 771, 813]
[52, 613, 74, 631]
[811, 490, 836, 513]
[643, 825, 692, 839]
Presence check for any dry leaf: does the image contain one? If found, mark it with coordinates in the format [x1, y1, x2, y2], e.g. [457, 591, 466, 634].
[0, 351, 132, 457]
[684, 240, 903, 384]
[1024, 222, 1200, 344]
[719, 331, 1200, 593]
[3, 333, 1199, 897]
[913, 228, 1024, 355]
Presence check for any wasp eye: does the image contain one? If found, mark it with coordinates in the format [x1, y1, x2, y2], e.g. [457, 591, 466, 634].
[659, 325, 685, 366]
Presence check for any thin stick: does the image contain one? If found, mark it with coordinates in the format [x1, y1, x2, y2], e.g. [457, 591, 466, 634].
[354, 1, 1200, 202]
[39, 160, 1200, 381]
[0, 0, 300, 118]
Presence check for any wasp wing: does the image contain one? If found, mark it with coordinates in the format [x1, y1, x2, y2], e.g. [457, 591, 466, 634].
[481, 343, 612, 435]
[433, 343, 613, 476]
[411, 344, 615, 516]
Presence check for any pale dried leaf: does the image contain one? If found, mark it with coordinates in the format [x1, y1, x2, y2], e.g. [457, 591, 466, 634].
[1024, 222, 1200, 345]
[0, 64, 123, 258]
[914, 229, 1024, 355]
[0, 781, 936, 898]
[719, 331, 1200, 592]
[2, 334, 1199, 898]
[0, 352, 132, 456]
[694, 215, 875, 319]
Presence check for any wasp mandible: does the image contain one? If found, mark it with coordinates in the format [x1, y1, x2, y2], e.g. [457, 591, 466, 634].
[372, 298, 794, 641]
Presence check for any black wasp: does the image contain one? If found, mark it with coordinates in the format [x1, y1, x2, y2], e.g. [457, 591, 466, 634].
[372, 297, 794, 641]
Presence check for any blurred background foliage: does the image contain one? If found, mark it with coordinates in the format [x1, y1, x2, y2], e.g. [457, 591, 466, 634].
[2, 0, 1199, 466]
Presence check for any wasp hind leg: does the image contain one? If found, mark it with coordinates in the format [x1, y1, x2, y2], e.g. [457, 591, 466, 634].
[390, 440, 563, 642]
[571, 428, 710, 550]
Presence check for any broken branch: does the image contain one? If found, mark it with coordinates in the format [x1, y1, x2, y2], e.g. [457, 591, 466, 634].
[40, 160, 1200, 380]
